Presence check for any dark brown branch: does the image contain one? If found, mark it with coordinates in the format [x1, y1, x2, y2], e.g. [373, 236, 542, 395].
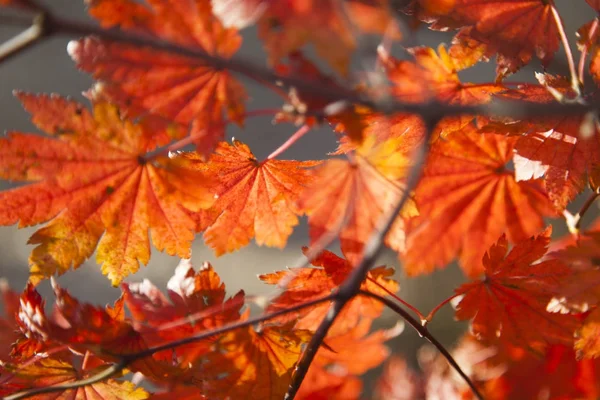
[3, 293, 335, 400]
[0, 9, 595, 121]
[44, 14, 600, 119]
[284, 117, 435, 400]
[359, 290, 484, 400]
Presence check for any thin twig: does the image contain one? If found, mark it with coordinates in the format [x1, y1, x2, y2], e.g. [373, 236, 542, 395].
[267, 124, 311, 160]
[366, 276, 426, 322]
[0, 13, 45, 63]
[359, 290, 484, 400]
[578, 18, 599, 88]
[551, 4, 582, 97]
[3, 360, 128, 400]
[284, 117, 436, 400]
[425, 292, 462, 324]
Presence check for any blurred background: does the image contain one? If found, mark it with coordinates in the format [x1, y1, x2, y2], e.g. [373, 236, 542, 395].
[0, 0, 598, 392]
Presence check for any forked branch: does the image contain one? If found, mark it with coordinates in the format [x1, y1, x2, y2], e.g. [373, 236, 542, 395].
[359, 290, 484, 400]
[284, 116, 437, 399]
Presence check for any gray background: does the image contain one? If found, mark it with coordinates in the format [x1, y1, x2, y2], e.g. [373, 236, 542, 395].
[0, 0, 598, 389]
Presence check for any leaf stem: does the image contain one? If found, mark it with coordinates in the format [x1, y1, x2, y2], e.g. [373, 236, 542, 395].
[267, 124, 311, 160]
[366, 276, 426, 322]
[551, 4, 582, 97]
[578, 18, 600, 88]
[425, 292, 461, 324]
[142, 109, 277, 161]
[359, 290, 484, 400]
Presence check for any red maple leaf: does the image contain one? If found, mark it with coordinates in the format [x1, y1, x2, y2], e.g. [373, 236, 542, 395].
[403, 125, 555, 277]
[259, 248, 399, 335]
[454, 228, 580, 350]
[405, 0, 561, 79]
[70, 0, 247, 153]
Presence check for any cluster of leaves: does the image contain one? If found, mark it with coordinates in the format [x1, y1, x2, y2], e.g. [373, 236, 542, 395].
[2, 0, 600, 399]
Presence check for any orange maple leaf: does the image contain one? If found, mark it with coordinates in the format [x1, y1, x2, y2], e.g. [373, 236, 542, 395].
[514, 114, 600, 210]
[192, 140, 319, 255]
[403, 126, 555, 277]
[544, 233, 600, 359]
[299, 318, 399, 400]
[491, 75, 600, 210]
[259, 248, 399, 335]
[300, 134, 419, 261]
[122, 258, 244, 363]
[69, 0, 246, 153]
[381, 44, 502, 105]
[297, 363, 362, 400]
[379, 43, 504, 140]
[454, 228, 580, 350]
[202, 324, 311, 400]
[17, 282, 153, 380]
[0, 93, 214, 286]
[408, 0, 561, 79]
[493, 344, 600, 400]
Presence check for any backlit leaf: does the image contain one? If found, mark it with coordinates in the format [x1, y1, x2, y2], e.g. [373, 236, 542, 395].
[256, 0, 400, 75]
[203, 325, 311, 400]
[300, 135, 419, 262]
[259, 248, 399, 335]
[194, 140, 319, 255]
[70, 0, 246, 153]
[122, 258, 244, 363]
[454, 228, 580, 350]
[403, 126, 555, 277]
[407, 0, 561, 79]
[0, 93, 213, 286]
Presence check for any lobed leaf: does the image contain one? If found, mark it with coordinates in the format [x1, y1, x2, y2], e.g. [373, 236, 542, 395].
[455, 228, 580, 350]
[70, 0, 247, 154]
[0, 93, 214, 286]
[403, 126, 555, 277]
